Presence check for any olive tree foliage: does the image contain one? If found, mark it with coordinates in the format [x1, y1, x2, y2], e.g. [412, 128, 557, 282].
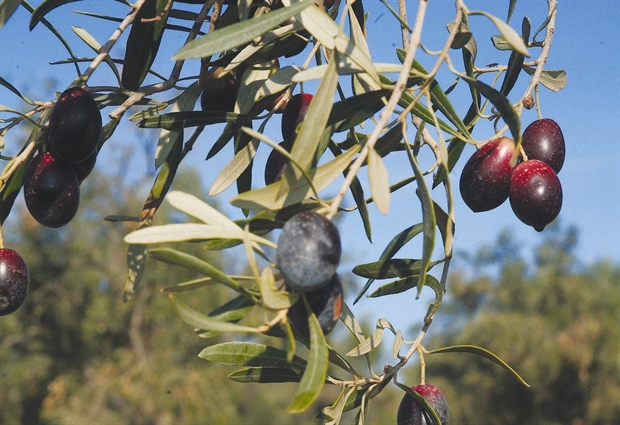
[0, 0, 567, 422]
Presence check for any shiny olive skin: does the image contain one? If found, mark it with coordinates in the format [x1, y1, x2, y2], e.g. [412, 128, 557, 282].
[397, 384, 449, 425]
[48, 87, 102, 164]
[23, 152, 80, 228]
[0, 249, 30, 316]
[521, 118, 565, 174]
[460, 137, 516, 212]
[509, 159, 563, 232]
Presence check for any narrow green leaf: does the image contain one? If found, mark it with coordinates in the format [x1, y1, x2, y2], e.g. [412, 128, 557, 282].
[155, 82, 201, 168]
[499, 17, 530, 96]
[321, 387, 355, 425]
[200, 342, 308, 371]
[137, 111, 256, 130]
[173, 0, 314, 60]
[72, 26, 121, 84]
[446, 20, 473, 49]
[122, 0, 170, 90]
[161, 277, 214, 293]
[29, 0, 80, 30]
[280, 52, 339, 198]
[427, 344, 531, 387]
[227, 367, 306, 383]
[0, 158, 27, 225]
[196, 295, 256, 339]
[327, 90, 392, 132]
[369, 274, 441, 298]
[287, 305, 329, 413]
[412, 165, 436, 297]
[0, 76, 33, 104]
[209, 139, 259, 197]
[353, 223, 424, 304]
[461, 75, 522, 147]
[470, 10, 529, 56]
[367, 148, 390, 214]
[353, 259, 440, 280]
[506, 0, 518, 24]
[523, 67, 567, 92]
[0, 0, 21, 29]
[346, 328, 384, 357]
[166, 190, 239, 230]
[169, 295, 259, 334]
[339, 302, 366, 344]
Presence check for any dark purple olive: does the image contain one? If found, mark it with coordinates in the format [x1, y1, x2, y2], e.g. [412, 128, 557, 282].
[459, 137, 516, 212]
[48, 87, 102, 164]
[287, 274, 343, 339]
[23, 152, 80, 228]
[200, 70, 237, 112]
[397, 384, 449, 425]
[521, 118, 565, 174]
[281, 93, 313, 144]
[0, 248, 30, 316]
[264, 141, 291, 185]
[276, 211, 341, 292]
[69, 150, 97, 183]
[509, 159, 562, 232]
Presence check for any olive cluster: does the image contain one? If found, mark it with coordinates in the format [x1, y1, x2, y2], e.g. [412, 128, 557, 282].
[459, 118, 565, 231]
[24, 87, 102, 228]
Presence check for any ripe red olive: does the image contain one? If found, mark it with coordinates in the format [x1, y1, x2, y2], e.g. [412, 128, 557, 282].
[200, 71, 237, 112]
[459, 137, 516, 212]
[397, 384, 449, 425]
[521, 118, 565, 174]
[0, 248, 30, 316]
[287, 273, 343, 339]
[276, 211, 341, 292]
[264, 141, 291, 185]
[23, 152, 80, 228]
[509, 159, 562, 232]
[281, 93, 313, 144]
[48, 87, 102, 164]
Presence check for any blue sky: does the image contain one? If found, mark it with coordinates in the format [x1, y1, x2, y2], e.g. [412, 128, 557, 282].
[1, 1, 618, 330]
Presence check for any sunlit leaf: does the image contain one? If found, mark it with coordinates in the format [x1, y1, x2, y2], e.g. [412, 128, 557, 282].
[200, 342, 308, 371]
[231, 144, 360, 211]
[346, 328, 384, 357]
[258, 266, 299, 310]
[470, 10, 529, 56]
[367, 147, 390, 214]
[523, 67, 567, 92]
[196, 295, 256, 339]
[339, 302, 366, 344]
[173, 0, 313, 60]
[169, 295, 259, 334]
[166, 190, 239, 230]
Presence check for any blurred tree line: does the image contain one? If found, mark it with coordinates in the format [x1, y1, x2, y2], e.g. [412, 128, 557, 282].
[1, 169, 618, 424]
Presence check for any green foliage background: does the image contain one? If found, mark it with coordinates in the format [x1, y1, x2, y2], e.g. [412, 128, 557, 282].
[1, 170, 617, 424]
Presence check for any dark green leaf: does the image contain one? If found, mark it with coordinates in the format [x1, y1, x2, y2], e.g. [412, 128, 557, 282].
[0, 157, 27, 224]
[199, 342, 308, 372]
[227, 367, 306, 383]
[395, 381, 444, 425]
[0, 76, 32, 103]
[353, 223, 424, 304]
[499, 17, 530, 96]
[506, 0, 517, 24]
[353, 259, 440, 280]
[196, 295, 255, 339]
[369, 274, 441, 298]
[29, 0, 81, 30]
[412, 169, 436, 297]
[461, 76, 522, 146]
[327, 90, 391, 132]
[447, 21, 472, 49]
[137, 111, 256, 130]
[123, 242, 148, 302]
[427, 344, 531, 387]
[491, 35, 513, 51]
